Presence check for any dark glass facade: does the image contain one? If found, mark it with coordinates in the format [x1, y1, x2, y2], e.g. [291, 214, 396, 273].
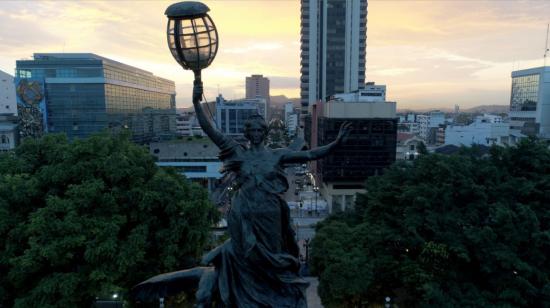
[316, 117, 397, 182]
[15, 53, 175, 143]
[510, 74, 539, 111]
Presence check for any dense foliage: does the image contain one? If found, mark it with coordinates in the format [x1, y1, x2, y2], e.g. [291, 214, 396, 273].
[311, 139, 550, 307]
[0, 133, 218, 307]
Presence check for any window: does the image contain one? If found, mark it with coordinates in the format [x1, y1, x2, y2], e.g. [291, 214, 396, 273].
[409, 144, 415, 151]
[175, 166, 207, 172]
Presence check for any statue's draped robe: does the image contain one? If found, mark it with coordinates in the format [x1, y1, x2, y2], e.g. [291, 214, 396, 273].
[203, 138, 309, 307]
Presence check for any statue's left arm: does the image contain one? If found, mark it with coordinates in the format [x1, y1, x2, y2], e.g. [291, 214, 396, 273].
[280, 122, 352, 164]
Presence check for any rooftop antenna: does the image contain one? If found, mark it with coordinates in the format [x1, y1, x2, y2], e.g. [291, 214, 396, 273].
[544, 23, 549, 67]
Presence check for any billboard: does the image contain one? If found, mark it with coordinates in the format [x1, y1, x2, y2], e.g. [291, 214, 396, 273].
[15, 78, 47, 138]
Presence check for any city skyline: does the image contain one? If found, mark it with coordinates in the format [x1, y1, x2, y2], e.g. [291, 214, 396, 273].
[0, 0, 549, 110]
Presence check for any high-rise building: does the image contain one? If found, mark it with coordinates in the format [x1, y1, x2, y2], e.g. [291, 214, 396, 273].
[15, 53, 176, 143]
[300, 0, 367, 115]
[245, 74, 270, 103]
[509, 66, 550, 137]
[0, 70, 17, 116]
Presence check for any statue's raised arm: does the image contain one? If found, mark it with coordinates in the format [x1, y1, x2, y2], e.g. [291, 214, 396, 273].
[280, 121, 352, 164]
[192, 79, 230, 148]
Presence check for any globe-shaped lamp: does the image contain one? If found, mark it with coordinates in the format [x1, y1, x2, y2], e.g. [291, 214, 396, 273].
[165, 1, 218, 73]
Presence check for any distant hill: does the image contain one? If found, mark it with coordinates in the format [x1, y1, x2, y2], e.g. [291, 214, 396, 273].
[397, 105, 509, 114]
[462, 105, 509, 114]
[270, 95, 301, 109]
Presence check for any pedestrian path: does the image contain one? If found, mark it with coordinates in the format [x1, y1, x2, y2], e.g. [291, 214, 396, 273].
[305, 277, 324, 308]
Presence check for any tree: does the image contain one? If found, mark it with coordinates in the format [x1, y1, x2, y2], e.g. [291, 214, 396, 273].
[311, 139, 550, 307]
[0, 132, 219, 307]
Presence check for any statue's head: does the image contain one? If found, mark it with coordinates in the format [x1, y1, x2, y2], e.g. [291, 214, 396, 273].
[244, 114, 268, 145]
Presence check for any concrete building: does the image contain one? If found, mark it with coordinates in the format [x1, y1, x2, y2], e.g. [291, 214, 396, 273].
[396, 132, 423, 161]
[0, 114, 18, 152]
[150, 139, 222, 192]
[15, 53, 176, 143]
[312, 91, 397, 213]
[328, 85, 386, 104]
[245, 74, 270, 105]
[445, 114, 512, 146]
[0, 70, 17, 116]
[175, 109, 206, 137]
[509, 66, 550, 137]
[417, 111, 445, 142]
[284, 102, 299, 136]
[215, 95, 266, 139]
[300, 0, 367, 115]
[398, 121, 419, 134]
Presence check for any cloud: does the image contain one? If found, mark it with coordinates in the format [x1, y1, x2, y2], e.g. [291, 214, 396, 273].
[225, 42, 284, 54]
[269, 76, 299, 89]
[369, 68, 418, 77]
[1, 0, 549, 109]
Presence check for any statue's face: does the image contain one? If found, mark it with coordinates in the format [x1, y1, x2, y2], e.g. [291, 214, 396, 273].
[246, 122, 266, 145]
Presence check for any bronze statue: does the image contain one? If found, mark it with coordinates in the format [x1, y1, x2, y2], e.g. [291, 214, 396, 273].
[132, 81, 351, 307]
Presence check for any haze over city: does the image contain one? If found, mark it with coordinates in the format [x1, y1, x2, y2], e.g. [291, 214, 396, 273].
[0, 0, 549, 109]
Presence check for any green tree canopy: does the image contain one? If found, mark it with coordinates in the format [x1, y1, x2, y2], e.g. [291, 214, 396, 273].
[0, 133, 219, 307]
[311, 139, 550, 307]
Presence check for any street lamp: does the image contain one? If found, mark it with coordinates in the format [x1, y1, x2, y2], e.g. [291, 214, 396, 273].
[165, 1, 219, 84]
[313, 186, 319, 215]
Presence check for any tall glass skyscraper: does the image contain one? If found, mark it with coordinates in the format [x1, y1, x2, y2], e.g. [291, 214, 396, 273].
[15, 53, 176, 143]
[300, 0, 367, 115]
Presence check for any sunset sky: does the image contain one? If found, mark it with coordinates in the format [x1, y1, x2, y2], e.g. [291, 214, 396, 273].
[0, 1, 549, 110]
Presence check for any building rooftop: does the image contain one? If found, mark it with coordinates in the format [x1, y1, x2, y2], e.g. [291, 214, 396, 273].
[511, 66, 550, 77]
[20, 53, 174, 84]
[150, 139, 220, 161]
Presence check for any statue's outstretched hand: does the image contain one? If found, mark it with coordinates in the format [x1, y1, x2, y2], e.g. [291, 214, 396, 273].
[336, 121, 352, 145]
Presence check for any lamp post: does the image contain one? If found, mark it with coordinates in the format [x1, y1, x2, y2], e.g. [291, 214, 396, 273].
[165, 1, 219, 88]
[313, 186, 319, 216]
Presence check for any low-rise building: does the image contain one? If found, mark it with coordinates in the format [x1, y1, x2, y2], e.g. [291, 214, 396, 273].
[150, 138, 222, 192]
[396, 132, 423, 161]
[0, 114, 18, 152]
[445, 114, 512, 146]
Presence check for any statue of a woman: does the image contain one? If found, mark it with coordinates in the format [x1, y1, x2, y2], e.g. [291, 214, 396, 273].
[191, 82, 351, 307]
[132, 82, 350, 307]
